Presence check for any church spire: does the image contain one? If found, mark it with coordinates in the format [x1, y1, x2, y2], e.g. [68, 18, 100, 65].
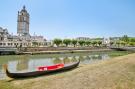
[17, 5, 30, 36]
[23, 5, 26, 10]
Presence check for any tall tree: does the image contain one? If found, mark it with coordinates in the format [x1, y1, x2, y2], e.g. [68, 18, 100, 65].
[121, 35, 129, 42]
[78, 40, 85, 47]
[97, 41, 102, 46]
[110, 41, 114, 46]
[53, 38, 62, 47]
[71, 39, 78, 47]
[116, 41, 120, 47]
[63, 39, 71, 47]
[92, 41, 97, 46]
[85, 41, 91, 46]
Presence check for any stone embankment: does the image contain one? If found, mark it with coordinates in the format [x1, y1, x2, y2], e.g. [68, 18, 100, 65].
[19, 47, 112, 55]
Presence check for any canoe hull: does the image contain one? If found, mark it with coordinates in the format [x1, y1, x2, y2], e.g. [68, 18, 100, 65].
[5, 60, 80, 79]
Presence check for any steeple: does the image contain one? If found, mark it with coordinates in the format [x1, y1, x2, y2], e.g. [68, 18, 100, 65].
[23, 5, 26, 10]
[17, 6, 30, 36]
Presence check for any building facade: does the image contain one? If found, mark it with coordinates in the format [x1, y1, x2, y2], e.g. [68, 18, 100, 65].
[76, 37, 91, 41]
[0, 6, 47, 47]
[17, 6, 30, 36]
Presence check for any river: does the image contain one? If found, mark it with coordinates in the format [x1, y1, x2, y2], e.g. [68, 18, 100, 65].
[0, 51, 131, 79]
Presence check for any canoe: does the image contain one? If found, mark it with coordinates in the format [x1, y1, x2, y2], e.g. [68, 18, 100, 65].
[3, 59, 80, 79]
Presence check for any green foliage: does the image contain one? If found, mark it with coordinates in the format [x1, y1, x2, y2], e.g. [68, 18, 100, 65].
[120, 41, 126, 46]
[110, 41, 114, 46]
[92, 41, 97, 46]
[85, 41, 91, 46]
[121, 35, 129, 42]
[78, 40, 85, 46]
[116, 41, 120, 47]
[63, 39, 71, 47]
[129, 42, 135, 46]
[53, 38, 62, 47]
[129, 38, 135, 42]
[71, 39, 78, 47]
[97, 41, 102, 46]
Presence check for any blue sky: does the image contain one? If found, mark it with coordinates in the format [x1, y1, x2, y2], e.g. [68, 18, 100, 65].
[0, 0, 135, 40]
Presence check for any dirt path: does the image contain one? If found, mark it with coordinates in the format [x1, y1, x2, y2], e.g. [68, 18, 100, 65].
[3, 53, 135, 89]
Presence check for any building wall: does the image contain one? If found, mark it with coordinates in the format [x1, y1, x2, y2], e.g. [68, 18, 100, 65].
[17, 6, 29, 36]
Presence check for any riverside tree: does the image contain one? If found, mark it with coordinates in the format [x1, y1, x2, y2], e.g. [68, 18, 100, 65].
[71, 39, 78, 47]
[63, 39, 71, 47]
[97, 41, 102, 46]
[121, 35, 129, 42]
[78, 40, 85, 47]
[92, 41, 97, 46]
[85, 41, 91, 46]
[53, 38, 62, 47]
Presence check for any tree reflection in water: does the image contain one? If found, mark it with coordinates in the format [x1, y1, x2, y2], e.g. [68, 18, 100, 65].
[63, 57, 71, 64]
[72, 56, 78, 62]
[52, 57, 63, 64]
[16, 56, 29, 71]
[85, 56, 91, 60]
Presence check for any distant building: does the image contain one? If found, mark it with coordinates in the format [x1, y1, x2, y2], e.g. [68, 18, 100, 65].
[76, 37, 91, 41]
[102, 38, 110, 46]
[17, 6, 30, 36]
[0, 27, 9, 41]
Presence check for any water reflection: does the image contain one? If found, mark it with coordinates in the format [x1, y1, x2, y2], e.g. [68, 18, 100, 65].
[53, 57, 63, 64]
[17, 60, 29, 71]
[17, 55, 28, 71]
[0, 51, 127, 79]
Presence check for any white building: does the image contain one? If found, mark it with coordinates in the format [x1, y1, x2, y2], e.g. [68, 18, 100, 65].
[76, 37, 91, 41]
[102, 38, 110, 46]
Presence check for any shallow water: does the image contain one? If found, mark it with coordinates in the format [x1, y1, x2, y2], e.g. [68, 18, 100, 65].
[0, 51, 131, 79]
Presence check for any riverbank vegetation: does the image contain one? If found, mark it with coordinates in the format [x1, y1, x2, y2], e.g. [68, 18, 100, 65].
[52, 35, 135, 48]
[110, 35, 135, 47]
[53, 38, 103, 47]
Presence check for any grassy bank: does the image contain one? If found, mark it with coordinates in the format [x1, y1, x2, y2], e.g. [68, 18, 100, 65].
[1, 53, 135, 89]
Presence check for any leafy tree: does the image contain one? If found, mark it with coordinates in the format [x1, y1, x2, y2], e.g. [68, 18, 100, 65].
[120, 41, 126, 46]
[129, 38, 135, 42]
[110, 41, 114, 46]
[97, 41, 102, 46]
[78, 40, 85, 47]
[63, 39, 71, 47]
[121, 35, 129, 42]
[116, 41, 120, 47]
[71, 39, 78, 47]
[85, 41, 91, 46]
[53, 39, 62, 47]
[129, 42, 135, 46]
[92, 41, 97, 46]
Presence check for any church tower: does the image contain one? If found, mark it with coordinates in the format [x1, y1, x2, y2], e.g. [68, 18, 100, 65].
[17, 6, 30, 36]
